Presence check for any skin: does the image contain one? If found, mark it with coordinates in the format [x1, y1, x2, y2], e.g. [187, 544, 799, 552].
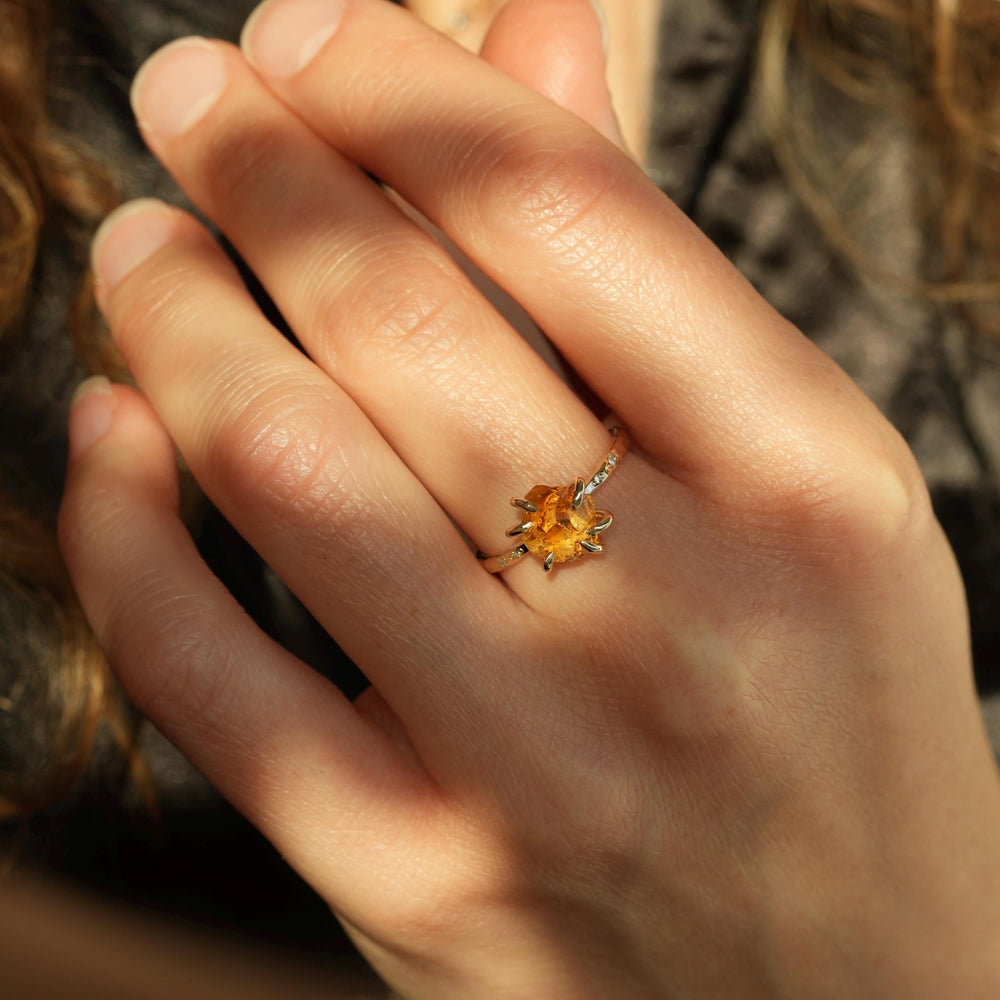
[407, 0, 660, 159]
[58, 0, 1000, 997]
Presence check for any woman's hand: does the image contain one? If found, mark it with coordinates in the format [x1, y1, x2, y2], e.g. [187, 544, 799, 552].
[59, 1, 1000, 997]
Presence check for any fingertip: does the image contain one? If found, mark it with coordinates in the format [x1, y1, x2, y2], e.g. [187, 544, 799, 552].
[67, 380, 175, 479]
[91, 199, 186, 312]
[68, 376, 118, 460]
[479, 0, 625, 150]
[62, 382, 181, 564]
[481, 0, 607, 75]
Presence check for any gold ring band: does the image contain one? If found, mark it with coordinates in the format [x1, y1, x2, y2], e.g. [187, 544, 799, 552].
[477, 427, 630, 573]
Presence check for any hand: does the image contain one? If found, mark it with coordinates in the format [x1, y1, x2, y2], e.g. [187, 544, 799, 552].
[59, 1, 1000, 998]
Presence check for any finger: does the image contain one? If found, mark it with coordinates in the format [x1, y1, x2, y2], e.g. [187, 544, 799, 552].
[404, 0, 502, 50]
[240, 0, 893, 491]
[88, 199, 524, 741]
[408, 0, 622, 365]
[127, 38, 628, 601]
[426, 0, 625, 370]
[58, 378, 425, 895]
[478, 0, 625, 150]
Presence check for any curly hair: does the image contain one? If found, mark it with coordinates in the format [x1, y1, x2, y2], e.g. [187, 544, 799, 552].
[1, 0, 999, 824]
[759, 0, 1000, 329]
[0, 0, 140, 826]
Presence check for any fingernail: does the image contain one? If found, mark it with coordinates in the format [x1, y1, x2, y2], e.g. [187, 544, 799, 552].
[131, 37, 229, 139]
[242, 0, 347, 79]
[69, 377, 117, 458]
[91, 199, 182, 301]
[586, 0, 609, 56]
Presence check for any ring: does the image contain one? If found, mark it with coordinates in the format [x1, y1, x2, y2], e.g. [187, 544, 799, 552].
[477, 427, 630, 573]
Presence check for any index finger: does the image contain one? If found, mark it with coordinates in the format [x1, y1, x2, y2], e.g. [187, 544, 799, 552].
[238, 0, 883, 484]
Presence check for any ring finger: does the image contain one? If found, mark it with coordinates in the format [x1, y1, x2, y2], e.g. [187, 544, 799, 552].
[90, 201, 526, 744]
[128, 36, 639, 608]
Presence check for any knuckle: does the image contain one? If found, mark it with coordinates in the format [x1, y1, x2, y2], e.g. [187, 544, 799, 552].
[841, 447, 932, 551]
[736, 434, 931, 562]
[209, 383, 372, 528]
[329, 255, 472, 383]
[474, 128, 633, 261]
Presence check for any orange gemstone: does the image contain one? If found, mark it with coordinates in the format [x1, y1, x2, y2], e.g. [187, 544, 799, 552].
[520, 484, 599, 564]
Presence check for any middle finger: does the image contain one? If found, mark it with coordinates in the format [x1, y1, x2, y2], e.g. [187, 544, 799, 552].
[130, 38, 625, 602]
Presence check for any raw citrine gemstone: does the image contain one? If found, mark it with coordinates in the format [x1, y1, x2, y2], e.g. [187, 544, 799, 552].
[520, 484, 599, 563]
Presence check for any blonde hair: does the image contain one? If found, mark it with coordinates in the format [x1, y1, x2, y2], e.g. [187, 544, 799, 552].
[759, 0, 1000, 328]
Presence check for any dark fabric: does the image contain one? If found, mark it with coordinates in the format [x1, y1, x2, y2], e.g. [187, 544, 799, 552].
[1, 0, 998, 960]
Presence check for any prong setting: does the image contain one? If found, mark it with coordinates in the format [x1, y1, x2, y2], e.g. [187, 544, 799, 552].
[592, 512, 613, 534]
[506, 521, 533, 537]
[480, 427, 629, 573]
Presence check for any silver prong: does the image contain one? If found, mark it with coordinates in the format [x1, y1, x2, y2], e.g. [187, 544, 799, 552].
[543, 552, 555, 572]
[591, 512, 613, 534]
[581, 540, 603, 553]
[511, 498, 539, 513]
[506, 522, 533, 537]
[571, 477, 585, 509]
